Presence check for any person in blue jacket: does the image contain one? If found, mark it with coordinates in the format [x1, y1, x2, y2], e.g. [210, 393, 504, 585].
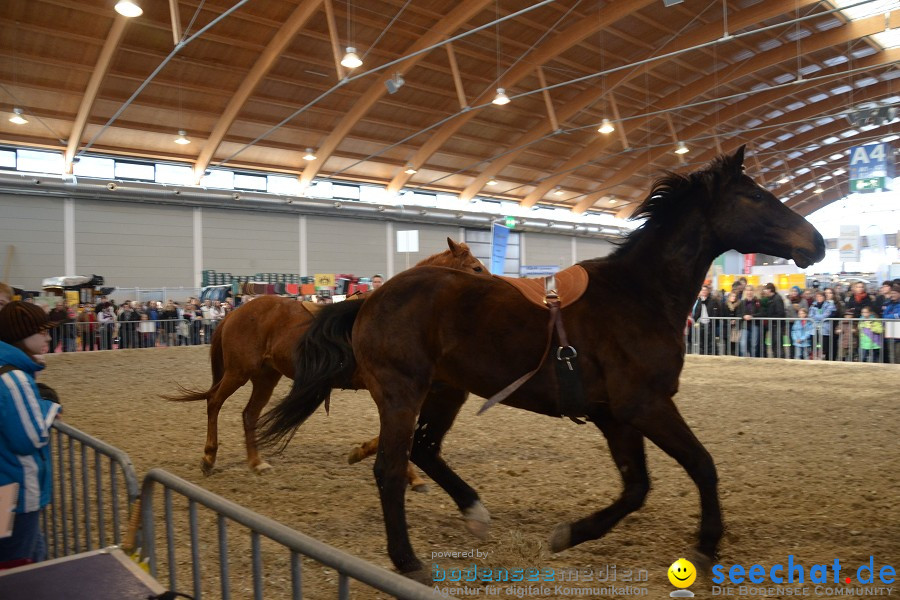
[0, 301, 62, 568]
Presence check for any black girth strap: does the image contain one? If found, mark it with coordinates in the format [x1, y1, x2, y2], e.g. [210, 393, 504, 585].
[478, 293, 587, 423]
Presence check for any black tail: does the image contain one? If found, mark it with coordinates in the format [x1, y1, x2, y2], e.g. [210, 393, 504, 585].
[257, 299, 363, 452]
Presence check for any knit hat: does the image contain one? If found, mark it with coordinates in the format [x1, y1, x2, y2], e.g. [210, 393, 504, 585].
[0, 301, 61, 344]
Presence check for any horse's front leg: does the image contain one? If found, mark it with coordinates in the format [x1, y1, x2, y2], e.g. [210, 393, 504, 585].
[410, 384, 488, 537]
[550, 417, 649, 552]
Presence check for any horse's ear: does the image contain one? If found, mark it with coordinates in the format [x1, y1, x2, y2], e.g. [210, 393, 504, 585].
[732, 145, 746, 171]
[447, 237, 462, 255]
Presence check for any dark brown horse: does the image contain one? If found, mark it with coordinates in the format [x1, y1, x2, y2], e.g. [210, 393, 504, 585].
[259, 147, 825, 579]
[167, 238, 487, 483]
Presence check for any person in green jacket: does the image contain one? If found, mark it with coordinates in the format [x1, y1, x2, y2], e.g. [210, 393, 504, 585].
[858, 306, 883, 363]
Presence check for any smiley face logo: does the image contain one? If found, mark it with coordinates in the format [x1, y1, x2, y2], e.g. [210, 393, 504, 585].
[668, 558, 697, 588]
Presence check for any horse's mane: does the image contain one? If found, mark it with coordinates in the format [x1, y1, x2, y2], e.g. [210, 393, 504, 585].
[601, 152, 739, 260]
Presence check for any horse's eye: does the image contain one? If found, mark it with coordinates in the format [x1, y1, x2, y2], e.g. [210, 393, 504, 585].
[750, 191, 763, 200]
[473, 266, 483, 272]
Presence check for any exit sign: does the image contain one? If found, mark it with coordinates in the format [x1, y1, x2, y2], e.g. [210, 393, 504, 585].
[504, 216, 517, 229]
[850, 177, 887, 192]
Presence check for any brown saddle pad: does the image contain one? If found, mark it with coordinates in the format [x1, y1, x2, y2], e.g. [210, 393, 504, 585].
[494, 264, 588, 309]
[300, 301, 326, 315]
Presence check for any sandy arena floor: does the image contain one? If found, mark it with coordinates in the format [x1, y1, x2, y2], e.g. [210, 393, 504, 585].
[38, 348, 899, 600]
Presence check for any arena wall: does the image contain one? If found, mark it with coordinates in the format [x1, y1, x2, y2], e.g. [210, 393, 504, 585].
[0, 193, 64, 287]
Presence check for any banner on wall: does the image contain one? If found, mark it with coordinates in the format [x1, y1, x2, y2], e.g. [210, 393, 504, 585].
[396, 230, 419, 253]
[490, 223, 510, 275]
[742, 253, 756, 274]
[838, 225, 860, 262]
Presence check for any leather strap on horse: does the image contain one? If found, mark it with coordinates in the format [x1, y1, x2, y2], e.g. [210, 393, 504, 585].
[478, 293, 587, 423]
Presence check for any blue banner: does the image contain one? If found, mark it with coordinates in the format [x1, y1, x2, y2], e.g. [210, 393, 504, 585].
[490, 223, 510, 275]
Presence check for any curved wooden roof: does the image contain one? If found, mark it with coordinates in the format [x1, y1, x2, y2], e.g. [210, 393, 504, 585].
[1, 0, 897, 218]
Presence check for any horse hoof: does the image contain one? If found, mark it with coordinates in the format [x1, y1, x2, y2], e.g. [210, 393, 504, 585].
[253, 462, 273, 475]
[200, 459, 215, 476]
[463, 501, 491, 539]
[402, 568, 432, 585]
[549, 523, 571, 553]
[691, 549, 714, 575]
[347, 448, 366, 464]
[411, 483, 430, 494]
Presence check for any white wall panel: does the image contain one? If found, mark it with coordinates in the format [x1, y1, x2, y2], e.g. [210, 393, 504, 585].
[75, 200, 193, 287]
[0, 194, 64, 290]
[522, 232, 573, 268]
[306, 216, 387, 276]
[203, 209, 298, 276]
[575, 238, 615, 262]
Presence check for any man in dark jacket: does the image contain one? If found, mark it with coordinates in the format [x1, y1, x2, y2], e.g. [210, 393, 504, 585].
[691, 285, 722, 355]
[759, 283, 787, 358]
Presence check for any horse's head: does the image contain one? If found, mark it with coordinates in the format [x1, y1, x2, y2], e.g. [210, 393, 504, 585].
[708, 146, 825, 268]
[415, 238, 488, 276]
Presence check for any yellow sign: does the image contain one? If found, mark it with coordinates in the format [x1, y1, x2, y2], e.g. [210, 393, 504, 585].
[314, 273, 335, 288]
[65, 291, 80, 306]
[716, 274, 760, 292]
[775, 273, 806, 291]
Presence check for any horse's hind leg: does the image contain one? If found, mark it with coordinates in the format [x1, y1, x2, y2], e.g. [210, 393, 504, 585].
[348, 436, 429, 493]
[410, 384, 488, 537]
[550, 417, 649, 552]
[244, 367, 281, 474]
[628, 396, 722, 563]
[202, 372, 248, 475]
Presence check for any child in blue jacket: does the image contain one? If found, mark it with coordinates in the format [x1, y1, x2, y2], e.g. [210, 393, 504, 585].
[791, 308, 815, 359]
[0, 301, 62, 568]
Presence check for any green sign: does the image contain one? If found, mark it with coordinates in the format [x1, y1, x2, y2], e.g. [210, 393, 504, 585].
[504, 216, 517, 229]
[850, 177, 886, 192]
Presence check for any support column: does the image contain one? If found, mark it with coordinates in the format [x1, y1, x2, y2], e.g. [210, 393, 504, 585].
[571, 236, 577, 265]
[299, 215, 308, 276]
[63, 198, 75, 276]
[193, 207, 202, 288]
[386, 221, 394, 279]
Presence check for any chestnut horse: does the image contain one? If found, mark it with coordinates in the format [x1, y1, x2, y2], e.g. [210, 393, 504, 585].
[259, 147, 825, 579]
[167, 238, 487, 482]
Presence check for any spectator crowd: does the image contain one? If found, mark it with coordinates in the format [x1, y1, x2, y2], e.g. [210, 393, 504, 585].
[687, 278, 900, 363]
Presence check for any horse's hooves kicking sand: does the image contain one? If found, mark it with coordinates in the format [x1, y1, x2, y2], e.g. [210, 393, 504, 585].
[411, 482, 430, 494]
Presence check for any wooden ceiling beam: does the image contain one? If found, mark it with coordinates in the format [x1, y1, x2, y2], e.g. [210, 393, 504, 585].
[385, 0, 658, 194]
[168, 0, 182, 47]
[298, 0, 495, 188]
[446, 43, 468, 110]
[64, 15, 129, 173]
[192, 0, 326, 183]
[587, 66, 898, 216]
[323, 0, 346, 81]
[462, 0, 822, 205]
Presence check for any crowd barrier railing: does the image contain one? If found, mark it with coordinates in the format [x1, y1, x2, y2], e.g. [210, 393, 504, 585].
[140, 468, 434, 600]
[42, 421, 141, 559]
[47, 318, 222, 352]
[685, 316, 899, 363]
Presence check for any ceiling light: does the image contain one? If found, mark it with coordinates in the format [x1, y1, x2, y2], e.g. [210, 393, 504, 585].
[814, 186, 824, 194]
[553, 187, 564, 196]
[340, 47, 362, 69]
[492, 88, 510, 106]
[303, 148, 317, 161]
[608, 198, 617, 204]
[404, 164, 417, 174]
[8, 108, 27, 125]
[114, 0, 143, 17]
[486, 178, 498, 186]
[174, 130, 190, 145]
[777, 176, 790, 185]
[674, 141, 689, 155]
[597, 118, 615, 134]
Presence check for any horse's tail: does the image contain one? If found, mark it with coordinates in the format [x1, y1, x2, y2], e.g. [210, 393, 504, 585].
[257, 299, 362, 452]
[162, 315, 227, 403]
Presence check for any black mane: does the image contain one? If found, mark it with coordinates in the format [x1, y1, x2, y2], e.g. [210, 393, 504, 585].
[600, 153, 739, 260]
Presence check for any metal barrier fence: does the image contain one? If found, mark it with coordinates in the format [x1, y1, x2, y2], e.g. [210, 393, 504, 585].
[48, 318, 221, 352]
[140, 468, 433, 600]
[41, 421, 141, 559]
[685, 316, 899, 363]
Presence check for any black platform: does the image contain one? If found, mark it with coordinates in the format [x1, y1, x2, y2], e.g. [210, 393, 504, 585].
[0, 547, 165, 600]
